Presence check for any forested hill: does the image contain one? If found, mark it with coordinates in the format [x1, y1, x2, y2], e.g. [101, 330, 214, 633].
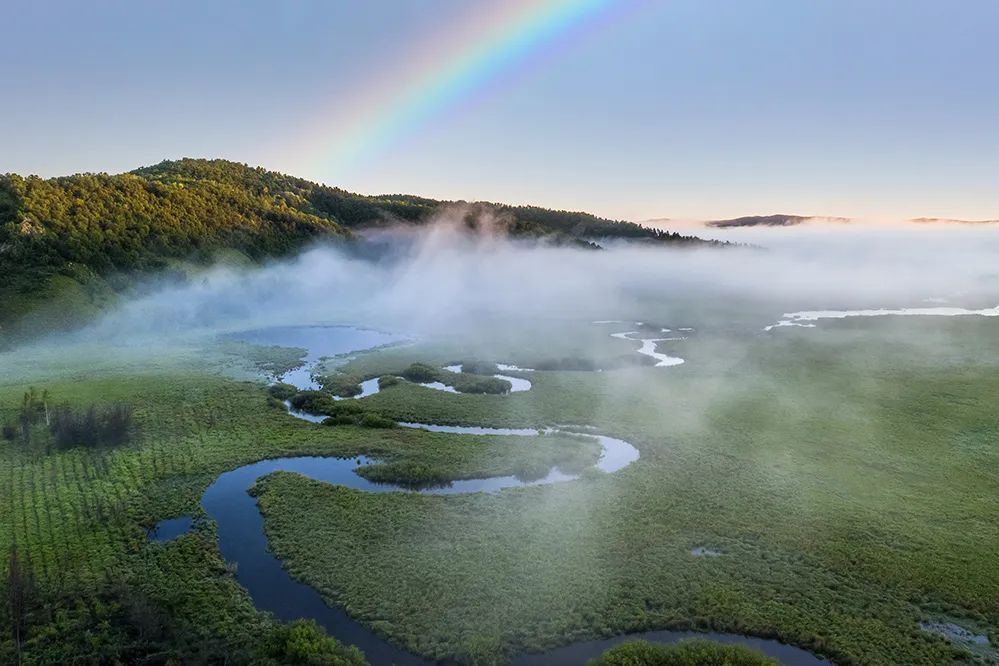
[129, 159, 715, 245]
[0, 158, 719, 339]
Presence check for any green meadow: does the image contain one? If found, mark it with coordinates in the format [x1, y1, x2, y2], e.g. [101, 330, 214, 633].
[1, 314, 997, 664]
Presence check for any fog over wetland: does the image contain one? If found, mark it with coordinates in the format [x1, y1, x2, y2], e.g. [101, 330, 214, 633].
[8, 1, 999, 662]
[72, 212, 999, 351]
[11, 210, 998, 665]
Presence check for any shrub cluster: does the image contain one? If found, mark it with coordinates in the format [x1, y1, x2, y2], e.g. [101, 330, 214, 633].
[262, 619, 365, 665]
[357, 413, 396, 429]
[447, 374, 511, 395]
[267, 383, 299, 401]
[2, 387, 49, 443]
[588, 639, 776, 666]
[321, 410, 396, 429]
[49, 403, 133, 449]
[2, 388, 133, 449]
[285, 389, 396, 429]
[400, 363, 511, 394]
[358, 461, 455, 490]
[455, 360, 499, 375]
[377, 375, 400, 389]
[401, 363, 439, 383]
[287, 391, 337, 415]
[321, 375, 363, 398]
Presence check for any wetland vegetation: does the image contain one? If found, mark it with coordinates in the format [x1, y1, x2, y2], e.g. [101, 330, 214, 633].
[9, 0, 999, 661]
[4, 309, 997, 664]
[2, 192, 998, 665]
[400, 363, 514, 395]
[588, 640, 776, 666]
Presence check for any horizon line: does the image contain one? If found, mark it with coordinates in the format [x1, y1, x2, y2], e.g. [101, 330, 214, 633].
[7, 157, 998, 227]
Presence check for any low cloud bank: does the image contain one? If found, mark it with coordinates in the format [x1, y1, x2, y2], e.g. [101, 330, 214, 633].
[76, 210, 999, 345]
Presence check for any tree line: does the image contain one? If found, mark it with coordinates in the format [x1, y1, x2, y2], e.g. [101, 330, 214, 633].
[2, 157, 722, 285]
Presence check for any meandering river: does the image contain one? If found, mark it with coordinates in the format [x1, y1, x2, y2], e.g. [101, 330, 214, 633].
[153, 324, 827, 665]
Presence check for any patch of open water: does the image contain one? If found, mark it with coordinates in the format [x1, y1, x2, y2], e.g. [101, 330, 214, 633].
[147, 516, 194, 543]
[764, 306, 999, 331]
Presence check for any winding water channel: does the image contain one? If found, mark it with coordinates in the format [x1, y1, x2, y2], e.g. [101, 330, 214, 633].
[154, 325, 827, 665]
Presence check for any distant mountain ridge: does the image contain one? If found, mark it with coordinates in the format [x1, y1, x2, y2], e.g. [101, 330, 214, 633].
[911, 217, 999, 225]
[645, 214, 999, 228]
[706, 214, 851, 228]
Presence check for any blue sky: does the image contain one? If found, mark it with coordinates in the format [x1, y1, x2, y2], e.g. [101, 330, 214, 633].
[3, 0, 998, 220]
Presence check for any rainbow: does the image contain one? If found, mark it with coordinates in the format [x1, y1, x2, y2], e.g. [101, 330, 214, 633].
[298, 0, 624, 180]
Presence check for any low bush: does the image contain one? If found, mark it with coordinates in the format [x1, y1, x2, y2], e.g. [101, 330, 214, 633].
[322, 415, 357, 427]
[588, 640, 776, 666]
[6, 387, 50, 443]
[49, 403, 133, 449]
[377, 375, 400, 389]
[327, 401, 364, 417]
[359, 413, 397, 429]
[288, 391, 337, 415]
[322, 375, 363, 398]
[397, 362, 512, 394]
[262, 618, 366, 665]
[267, 383, 299, 401]
[449, 374, 511, 395]
[457, 360, 499, 375]
[357, 461, 446, 487]
[401, 363, 439, 383]
[318, 404, 394, 428]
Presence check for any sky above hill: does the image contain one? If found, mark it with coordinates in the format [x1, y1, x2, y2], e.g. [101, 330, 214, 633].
[3, 0, 998, 221]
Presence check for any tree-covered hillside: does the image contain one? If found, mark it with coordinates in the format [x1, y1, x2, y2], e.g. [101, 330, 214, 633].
[131, 158, 716, 246]
[0, 161, 353, 338]
[0, 158, 719, 339]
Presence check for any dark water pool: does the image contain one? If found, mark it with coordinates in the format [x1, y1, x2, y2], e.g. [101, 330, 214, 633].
[148, 516, 194, 543]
